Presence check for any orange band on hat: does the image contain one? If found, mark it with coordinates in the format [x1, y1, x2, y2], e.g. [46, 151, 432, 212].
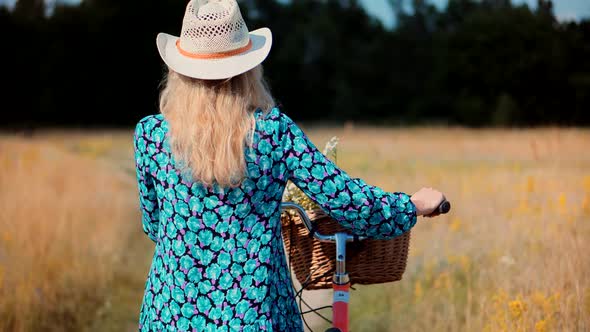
[176, 39, 253, 59]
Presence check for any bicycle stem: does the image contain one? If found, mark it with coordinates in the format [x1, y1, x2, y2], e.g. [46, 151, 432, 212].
[333, 233, 349, 285]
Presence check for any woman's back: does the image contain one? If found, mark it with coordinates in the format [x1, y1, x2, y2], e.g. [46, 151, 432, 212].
[134, 107, 418, 331]
[136, 0, 446, 330]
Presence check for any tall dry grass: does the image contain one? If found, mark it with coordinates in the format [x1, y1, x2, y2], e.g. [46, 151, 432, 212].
[0, 127, 588, 332]
[0, 136, 138, 331]
[302, 127, 590, 332]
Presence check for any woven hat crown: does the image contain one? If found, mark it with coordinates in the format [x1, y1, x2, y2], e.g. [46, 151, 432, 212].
[179, 0, 250, 54]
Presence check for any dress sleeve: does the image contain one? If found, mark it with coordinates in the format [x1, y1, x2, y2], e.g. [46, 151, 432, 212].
[281, 113, 417, 240]
[134, 119, 161, 243]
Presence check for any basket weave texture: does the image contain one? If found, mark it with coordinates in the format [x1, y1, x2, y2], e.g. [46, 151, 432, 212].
[281, 208, 411, 290]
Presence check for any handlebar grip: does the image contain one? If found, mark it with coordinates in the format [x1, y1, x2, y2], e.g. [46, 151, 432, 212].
[424, 199, 451, 218]
[439, 200, 451, 214]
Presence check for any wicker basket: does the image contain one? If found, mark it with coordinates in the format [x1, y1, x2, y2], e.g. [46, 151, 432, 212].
[281, 208, 411, 290]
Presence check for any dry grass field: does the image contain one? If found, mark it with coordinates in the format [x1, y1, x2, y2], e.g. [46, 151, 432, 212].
[0, 126, 588, 332]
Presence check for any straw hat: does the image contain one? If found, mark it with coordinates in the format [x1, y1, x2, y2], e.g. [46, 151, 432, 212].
[156, 0, 272, 80]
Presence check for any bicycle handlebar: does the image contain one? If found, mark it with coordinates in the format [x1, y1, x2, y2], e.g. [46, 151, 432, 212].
[281, 199, 451, 243]
[440, 200, 452, 214]
[425, 199, 451, 217]
[281, 202, 346, 242]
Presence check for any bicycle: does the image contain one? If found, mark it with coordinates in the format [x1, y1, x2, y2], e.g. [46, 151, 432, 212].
[281, 200, 451, 332]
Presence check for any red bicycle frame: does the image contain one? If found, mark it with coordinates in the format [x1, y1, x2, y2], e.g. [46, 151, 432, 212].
[332, 283, 350, 331]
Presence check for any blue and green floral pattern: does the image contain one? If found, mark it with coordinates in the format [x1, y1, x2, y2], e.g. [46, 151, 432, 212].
[134, 107, 417, 331]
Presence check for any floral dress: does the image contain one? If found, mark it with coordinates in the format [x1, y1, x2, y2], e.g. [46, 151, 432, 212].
[133, 107, 418, 332]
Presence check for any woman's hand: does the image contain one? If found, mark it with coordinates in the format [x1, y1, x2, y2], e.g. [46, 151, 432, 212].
[410, 187, 446, 217]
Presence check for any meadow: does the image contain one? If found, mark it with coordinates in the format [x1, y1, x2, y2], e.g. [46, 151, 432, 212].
[0, 126, 588, 332]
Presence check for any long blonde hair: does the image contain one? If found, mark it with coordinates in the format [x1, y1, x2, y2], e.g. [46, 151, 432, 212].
[159, 65, 274, 188]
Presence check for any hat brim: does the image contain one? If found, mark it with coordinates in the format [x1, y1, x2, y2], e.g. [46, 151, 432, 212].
[156, 28, 272, 80]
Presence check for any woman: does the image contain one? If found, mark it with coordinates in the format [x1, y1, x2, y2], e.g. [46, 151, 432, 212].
[134, 0, 446, 331]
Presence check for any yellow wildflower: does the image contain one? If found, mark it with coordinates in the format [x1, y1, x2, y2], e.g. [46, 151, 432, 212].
[460, 255, 471, 272]
[433, 272, 447, 289]
[532, 291, 548, 309]
[535, 319, 547, 332]
[526, 176, 535, 193]
[508, 299, 527, 320]
[557, 193, 567, 214]
[449, 218, 462, 232]
[517, 198, 530, 214]
[2, 231, 11, 244]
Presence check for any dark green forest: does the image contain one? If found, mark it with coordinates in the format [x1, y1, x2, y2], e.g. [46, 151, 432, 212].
[1, 0, 589, 127]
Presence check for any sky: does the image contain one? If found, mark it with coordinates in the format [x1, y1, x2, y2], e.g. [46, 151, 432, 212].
[360, 0, 590, 27]
[1, 0, 589, 27]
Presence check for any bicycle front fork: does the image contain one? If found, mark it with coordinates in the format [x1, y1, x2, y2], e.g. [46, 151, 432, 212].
[331, 233, 350, 332]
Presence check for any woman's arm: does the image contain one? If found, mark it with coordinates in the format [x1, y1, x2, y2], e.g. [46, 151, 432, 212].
[280, 113, 417, 240]
[134, 118, 161, 243]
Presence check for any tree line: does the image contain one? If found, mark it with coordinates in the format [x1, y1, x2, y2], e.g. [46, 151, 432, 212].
[1, 0, 589, 127]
